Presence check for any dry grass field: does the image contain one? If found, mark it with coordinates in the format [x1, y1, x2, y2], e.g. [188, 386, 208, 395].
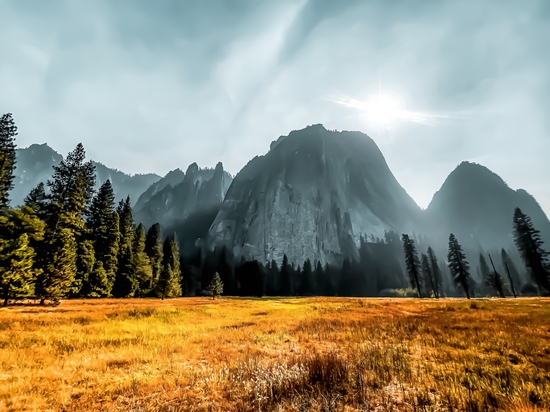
[1, 297, 549, 411]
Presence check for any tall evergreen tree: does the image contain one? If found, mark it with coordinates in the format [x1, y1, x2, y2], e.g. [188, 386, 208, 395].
[402, 234, 422, 297]
[447, 234, 471, 299]
[157, 236, 182, 299]
[40, 144, 95, 302]
[133, 223, 153, 296]
[0, 113, 18, 208]
[145, 223, 163, 290]
[513, 208, 550, 295]
[421, 253, 436, 298]
[112, 197, 137, 297]
[427, 247, 443, 298]
[87, 261, 109, 298]
[89, 180, 119, 292]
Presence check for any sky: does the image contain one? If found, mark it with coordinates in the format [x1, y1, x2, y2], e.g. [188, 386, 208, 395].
[1, 0, 549, 216]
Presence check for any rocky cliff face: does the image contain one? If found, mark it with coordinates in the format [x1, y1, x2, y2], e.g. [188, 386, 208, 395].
[426, 161, 550, 250]
[134, 162, 232, 229]
[207, 124, 424, 265]
[12, 144, 161, 206]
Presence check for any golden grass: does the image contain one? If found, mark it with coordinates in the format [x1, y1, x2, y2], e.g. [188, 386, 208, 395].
[1, 297, 549, 411]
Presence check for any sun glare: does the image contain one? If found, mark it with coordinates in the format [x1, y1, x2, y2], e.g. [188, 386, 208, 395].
[364, 94, 402, 125]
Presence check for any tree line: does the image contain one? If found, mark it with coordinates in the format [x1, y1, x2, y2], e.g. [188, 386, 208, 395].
[1, 112, 549, 303]
[401, 208, 550, 298]
[0, 113, 182, 305]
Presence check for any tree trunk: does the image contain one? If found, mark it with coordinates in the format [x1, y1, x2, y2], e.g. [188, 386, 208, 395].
[40, 298, 45, 305]
[3, 297, 7, 307]
[504, 262, 517, 298]
[463, 282, 470, 299]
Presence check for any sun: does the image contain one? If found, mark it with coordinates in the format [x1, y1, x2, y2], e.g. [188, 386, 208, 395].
[363, 93, 403, 126]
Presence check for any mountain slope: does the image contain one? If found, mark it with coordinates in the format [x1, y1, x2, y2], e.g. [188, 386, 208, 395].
[134, 162, 232, 229]
[12, 144, 161, 206]
[426, 161, 550, 250]
[207, 124, 424, 265]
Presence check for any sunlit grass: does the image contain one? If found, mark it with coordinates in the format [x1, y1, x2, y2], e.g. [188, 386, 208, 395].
[1, 297, 549, 411]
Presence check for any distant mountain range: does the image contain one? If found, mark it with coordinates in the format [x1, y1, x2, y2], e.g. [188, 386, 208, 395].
[11, 126, 550, 267]
[13, 144, 161, 206]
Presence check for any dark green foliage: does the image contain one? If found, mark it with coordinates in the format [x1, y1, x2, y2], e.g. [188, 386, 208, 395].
[280, 254, 292, 295]
[87, 261, 110, 298]
[300, 259, 315, 295]
[73, 239, 95, 297]
[145, 223, 163, 289]
[0, 207, 45, 304]
[41, 228, 77, 302]
[133, 223, 153, 296]
[24, 183, 48, 219]
[402, 234, 422, 297]
[113, 196, 137, 297]
[0, 113, 18, 208]
[427, 247, 443, 298]
[513, 208, 550, 295]
[207, 272, 224, 299]
[46, 143, 96, 235]
[0, 234, 38, 305]
[89, 181, 119, 292]
[447, 234, 471, 299]
[157, 236, 182, 299]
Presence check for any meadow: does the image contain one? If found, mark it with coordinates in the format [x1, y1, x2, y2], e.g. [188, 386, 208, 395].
[1, 297, 549, 411]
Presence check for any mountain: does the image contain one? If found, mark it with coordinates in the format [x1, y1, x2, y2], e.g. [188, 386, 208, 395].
[134, 162, 233, 229]
[207, 124, 424, 266]
[12, 144, 161, 206]
[426, 161, 550, 250]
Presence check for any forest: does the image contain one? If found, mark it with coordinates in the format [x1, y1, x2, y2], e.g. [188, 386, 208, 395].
[1, 112, 549, 305]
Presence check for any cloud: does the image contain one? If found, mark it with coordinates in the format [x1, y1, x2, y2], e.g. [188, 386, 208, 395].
[0, 0, 549, 216]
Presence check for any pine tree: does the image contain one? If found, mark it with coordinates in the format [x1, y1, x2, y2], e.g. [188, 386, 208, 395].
[145, 223, 163, 290]
[41, 144, 96, 303]
[0, 113, 18, 208]
[41, 228, 77, 303]
[88, 180, 119, 292]
[402, 234, 422, 297]
[421, 253, 436, 297]
[207, 272, 224, 299]
[427, 247, 443, 298]
[0, 234, 38, 306]
[513, 208, 550, 295]
[112, 197, 137, 297]
[447, 234, 471, 299]
[157, 236, 182, 299]
[133, 223, 153, 296]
